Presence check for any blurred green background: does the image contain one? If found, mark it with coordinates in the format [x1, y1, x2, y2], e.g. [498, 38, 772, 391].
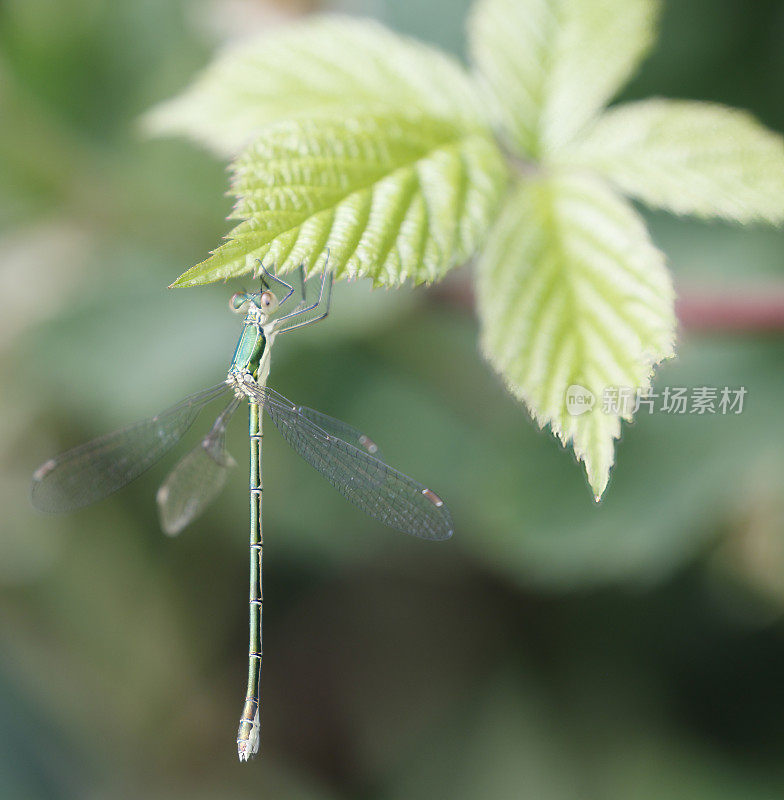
[2, 0, 784, 797]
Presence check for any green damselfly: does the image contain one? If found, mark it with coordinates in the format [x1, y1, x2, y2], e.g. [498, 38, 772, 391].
[31, 256, 453, 761]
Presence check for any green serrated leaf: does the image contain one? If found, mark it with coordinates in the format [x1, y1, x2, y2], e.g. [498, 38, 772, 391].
[468, 0, 660, 157]
[477, 172, 675, 498]
[143, 15, 489, 157]
[558, 99, 784, 224]
[172, 112, 508, 288]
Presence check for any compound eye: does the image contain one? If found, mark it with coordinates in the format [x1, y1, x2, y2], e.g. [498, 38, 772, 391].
[230, 292, 249, 313]
[260, 291, 275, 308]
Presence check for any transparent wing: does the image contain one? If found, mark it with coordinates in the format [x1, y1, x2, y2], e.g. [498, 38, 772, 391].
[31, 383, 231, 513]
[296, 406, 384, 460]
[156, 396, 240, 536]
[246, 385, 453, 541]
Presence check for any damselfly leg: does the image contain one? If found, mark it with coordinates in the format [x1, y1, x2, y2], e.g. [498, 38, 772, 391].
[256, 261, 294, 305]
[273, 261, 333, 335]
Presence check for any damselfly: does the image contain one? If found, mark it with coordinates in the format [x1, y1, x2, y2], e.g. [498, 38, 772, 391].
[31, 255, 453, 760]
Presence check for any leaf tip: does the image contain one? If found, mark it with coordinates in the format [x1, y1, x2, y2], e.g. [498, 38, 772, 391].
[586, 461, 611, 503]
[169, 268, 202, 288]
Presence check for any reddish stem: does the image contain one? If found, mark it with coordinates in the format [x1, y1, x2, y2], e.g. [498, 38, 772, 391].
[431, 280, 784, 333]
[675, 290, 784, 333]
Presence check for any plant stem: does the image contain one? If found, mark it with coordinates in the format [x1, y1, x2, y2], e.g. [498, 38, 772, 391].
[431, 278, 784, 334]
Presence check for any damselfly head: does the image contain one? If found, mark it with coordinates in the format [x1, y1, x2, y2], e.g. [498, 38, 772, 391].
[230, 290, 279, 320]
